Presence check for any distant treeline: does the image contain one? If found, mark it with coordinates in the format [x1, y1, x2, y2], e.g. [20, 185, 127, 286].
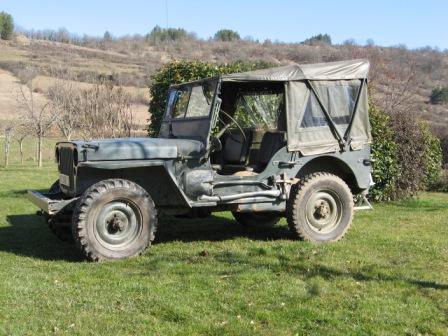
[14, 25, 446, 52]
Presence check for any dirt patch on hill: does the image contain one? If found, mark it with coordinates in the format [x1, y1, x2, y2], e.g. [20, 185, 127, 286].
[0, 69, 48, 123]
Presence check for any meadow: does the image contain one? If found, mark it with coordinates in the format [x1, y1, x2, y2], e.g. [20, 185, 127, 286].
[0, 161, 446, 335]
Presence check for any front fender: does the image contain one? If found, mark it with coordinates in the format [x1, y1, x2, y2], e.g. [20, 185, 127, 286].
[76, 160, 192, 208]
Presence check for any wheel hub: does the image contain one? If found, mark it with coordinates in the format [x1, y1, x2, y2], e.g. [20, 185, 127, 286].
[94, 200, 142, 250]
[315, 202, 330, 219]
[106, 213, 128, 233]
[306, 190, 342, 233]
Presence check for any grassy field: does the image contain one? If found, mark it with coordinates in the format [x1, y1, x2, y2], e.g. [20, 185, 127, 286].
[0, 164, 447, 335]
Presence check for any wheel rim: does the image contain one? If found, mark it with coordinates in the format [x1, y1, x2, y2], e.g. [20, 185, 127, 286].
[94, 199, 142, 250]
[305, 189, 343, 234]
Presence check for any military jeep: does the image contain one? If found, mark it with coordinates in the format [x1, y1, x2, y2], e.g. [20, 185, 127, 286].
[28, 59, 373, 261]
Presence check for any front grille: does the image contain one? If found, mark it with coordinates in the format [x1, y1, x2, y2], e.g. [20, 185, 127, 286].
[58, 145, 76, 196]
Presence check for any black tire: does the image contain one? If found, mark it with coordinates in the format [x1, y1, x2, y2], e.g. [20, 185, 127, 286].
[72, 179, 157, 261]
[286, 173, 354, 242]
[232, 211, 280, 227]
[44, 181, 73, 242]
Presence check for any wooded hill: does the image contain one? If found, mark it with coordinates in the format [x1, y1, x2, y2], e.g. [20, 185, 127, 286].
[0, 32, 447, 138]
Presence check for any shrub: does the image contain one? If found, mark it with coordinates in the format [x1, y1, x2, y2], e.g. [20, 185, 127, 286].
[147, 60, 273, 135]
[0, 11, 14, 40]
[420, 123, 443, 189]
[368, 104, 399, 201]
[214, 29, 240, 42]
[389, 110, 428, 198]
[366, 104, 442, 200]
[430, 87, 448, 105]
[441, 136, 448, 165]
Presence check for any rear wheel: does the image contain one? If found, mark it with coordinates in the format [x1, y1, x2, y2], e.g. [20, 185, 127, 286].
[44, 181, 73, 242]
[232, 212, 280, 227]
[72, 179, 158, 261]
[286, 173, 353, 242]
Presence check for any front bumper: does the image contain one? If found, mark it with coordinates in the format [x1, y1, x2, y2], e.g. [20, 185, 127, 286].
[27, 190, 78, 215]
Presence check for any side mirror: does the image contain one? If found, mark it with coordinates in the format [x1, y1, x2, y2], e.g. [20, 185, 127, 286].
[209, 136, 222, 153]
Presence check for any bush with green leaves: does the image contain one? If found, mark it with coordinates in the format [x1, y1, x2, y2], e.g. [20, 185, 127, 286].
[441, 136, 448, 165]
[0, 11, 14, 40]
[368, 104, 399, 201]
[214, 29, 240, 42]
[420, 123, 443, 189]
[430, 86, 448, 105]
[147, 60, 273, 135]
[369, 105, 443, 200]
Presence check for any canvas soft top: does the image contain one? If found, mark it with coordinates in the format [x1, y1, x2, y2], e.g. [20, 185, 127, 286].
[221, 59, 369, 82]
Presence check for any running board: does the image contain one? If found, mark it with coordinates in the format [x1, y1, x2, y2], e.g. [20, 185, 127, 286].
[198, 190, 281, 203]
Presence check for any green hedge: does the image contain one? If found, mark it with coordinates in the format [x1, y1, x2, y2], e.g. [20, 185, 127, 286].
[368, 104, 399, 201]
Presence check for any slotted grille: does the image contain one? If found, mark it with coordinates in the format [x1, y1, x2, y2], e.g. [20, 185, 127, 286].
[58, 146, 76, 195]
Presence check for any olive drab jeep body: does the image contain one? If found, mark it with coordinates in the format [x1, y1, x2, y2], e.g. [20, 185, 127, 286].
[28, 59, 374, 261]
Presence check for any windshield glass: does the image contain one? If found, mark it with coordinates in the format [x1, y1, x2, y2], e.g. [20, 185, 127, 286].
[165, 81, 216, 119]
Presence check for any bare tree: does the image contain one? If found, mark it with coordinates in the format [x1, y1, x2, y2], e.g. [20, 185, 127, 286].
[78, 80, 134, 140]
[47, 74, 80, 141]
[16, 68, 59, 167]
[3, 125, 13, 167]
[13, 122, 32, 164]
[371, 53, 419, 115]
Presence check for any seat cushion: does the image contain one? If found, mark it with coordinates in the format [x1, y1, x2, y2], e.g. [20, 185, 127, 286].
[258, 132, 286, 164]
[222, 132, 246, 163]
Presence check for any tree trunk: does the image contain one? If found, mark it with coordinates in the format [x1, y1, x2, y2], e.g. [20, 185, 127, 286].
[37, 135, 43, 168]
[4, 129, 12, 167]
[19, 139, 24, 165]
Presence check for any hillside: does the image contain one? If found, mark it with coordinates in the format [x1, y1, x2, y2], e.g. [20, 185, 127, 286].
[0, 36, 447, 136]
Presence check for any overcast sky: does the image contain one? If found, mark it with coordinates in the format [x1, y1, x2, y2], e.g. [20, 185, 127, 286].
[2, 0, 447, 49]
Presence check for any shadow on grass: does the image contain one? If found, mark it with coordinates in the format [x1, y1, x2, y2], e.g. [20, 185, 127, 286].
[209, 251, 448, 291]
[4, 214, 83, 262]
[304, 264, 448, 291]
[0, 189, 29, 198]
[155, 214, 291, 243]
[2, 213, 291, 261]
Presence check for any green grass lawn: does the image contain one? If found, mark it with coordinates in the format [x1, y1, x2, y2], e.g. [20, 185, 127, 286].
[0, 164, 447, 335]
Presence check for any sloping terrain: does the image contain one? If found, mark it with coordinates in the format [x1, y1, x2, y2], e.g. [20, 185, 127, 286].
[0, 37, 447, 136]
[0, 68, 48, 122]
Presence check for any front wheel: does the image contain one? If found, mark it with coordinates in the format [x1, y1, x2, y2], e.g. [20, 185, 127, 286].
[286, 173, 353, 242]
[72, 179, 158, 261]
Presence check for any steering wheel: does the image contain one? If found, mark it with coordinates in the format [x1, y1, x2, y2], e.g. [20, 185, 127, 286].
[215, 109, 246, 143]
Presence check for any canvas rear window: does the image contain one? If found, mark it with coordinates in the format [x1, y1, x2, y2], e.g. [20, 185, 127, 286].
[300, 80, 361, 128]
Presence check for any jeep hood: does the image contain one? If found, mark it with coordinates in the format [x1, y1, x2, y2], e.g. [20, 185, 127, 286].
[61, 137, 204, 161]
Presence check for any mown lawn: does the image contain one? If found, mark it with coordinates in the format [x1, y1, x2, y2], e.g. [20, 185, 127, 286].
[0, 164, 447, 335]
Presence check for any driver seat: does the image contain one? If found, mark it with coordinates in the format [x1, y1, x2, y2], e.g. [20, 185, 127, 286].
[219, 129, 252, 174]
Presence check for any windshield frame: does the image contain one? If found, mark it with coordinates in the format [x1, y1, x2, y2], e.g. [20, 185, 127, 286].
[162, 78, 219, 122]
